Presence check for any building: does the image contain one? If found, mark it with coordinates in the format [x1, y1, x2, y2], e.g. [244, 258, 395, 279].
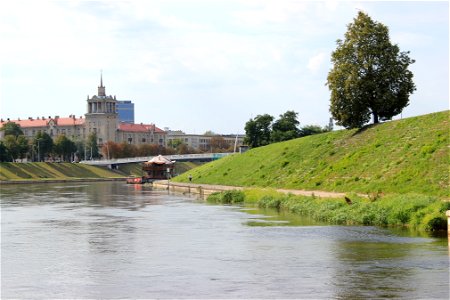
[116, 100, 135, 123]
[117, 122, 166, 146]
[0, 75, 166, 147]
[166, 130, 245, 152]
[0, 74, 243, 153]
[0, 115, 85, 141]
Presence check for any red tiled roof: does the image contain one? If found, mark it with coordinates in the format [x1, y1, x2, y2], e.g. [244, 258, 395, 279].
[119, 122, 165, 133]
[0, 117, 85, 128]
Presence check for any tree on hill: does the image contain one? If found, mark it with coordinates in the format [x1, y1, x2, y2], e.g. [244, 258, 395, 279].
[271, 111, 301, 142]
[244, 114, 274, 148]
[327, 11, 416, 129]
[299, 125, 327, 137]
[1, 122, 24, 137]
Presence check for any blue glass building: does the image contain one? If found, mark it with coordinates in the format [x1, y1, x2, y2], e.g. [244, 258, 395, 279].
[116, 100, 135, 123]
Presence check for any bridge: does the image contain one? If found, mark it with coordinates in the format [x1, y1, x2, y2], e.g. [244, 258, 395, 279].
[79, 153, 233, 167]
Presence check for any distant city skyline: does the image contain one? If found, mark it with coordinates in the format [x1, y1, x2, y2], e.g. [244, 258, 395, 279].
[0, 1, 448, 134]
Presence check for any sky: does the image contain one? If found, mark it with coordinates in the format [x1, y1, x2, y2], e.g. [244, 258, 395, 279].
[0, 0, 448, 134]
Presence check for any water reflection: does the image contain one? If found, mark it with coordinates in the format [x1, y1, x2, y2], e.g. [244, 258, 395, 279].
[1, 182, 448, 299]
[328, 227, 449, 299]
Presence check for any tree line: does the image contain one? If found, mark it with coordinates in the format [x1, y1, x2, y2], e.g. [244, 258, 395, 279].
[0, 122, 238, 162]
[0, 122, 100, 162]
[244, 110, 332, 148]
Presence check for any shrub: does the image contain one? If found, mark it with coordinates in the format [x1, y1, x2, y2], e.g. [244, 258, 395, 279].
[206, 190, 245, 204]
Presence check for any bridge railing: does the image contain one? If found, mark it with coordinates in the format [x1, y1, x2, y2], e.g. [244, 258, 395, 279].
[79, 152, 233, 165]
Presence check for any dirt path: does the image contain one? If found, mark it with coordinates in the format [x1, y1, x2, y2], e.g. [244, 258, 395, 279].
[157, 180, 361, 199]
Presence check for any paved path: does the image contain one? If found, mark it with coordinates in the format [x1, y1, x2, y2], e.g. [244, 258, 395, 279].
[157, 180, 357, 199]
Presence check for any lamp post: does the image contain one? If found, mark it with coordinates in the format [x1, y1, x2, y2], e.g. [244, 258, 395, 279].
[36, 138, 42, 162]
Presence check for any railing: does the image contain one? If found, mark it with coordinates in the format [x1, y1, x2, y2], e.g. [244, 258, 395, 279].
[79, 153, 233, 165]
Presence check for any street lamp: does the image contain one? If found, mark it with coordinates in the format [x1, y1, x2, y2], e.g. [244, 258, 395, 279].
[36, 138, 42, 162]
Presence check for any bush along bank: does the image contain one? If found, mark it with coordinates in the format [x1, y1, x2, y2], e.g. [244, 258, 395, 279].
[206, 189, 449, 232]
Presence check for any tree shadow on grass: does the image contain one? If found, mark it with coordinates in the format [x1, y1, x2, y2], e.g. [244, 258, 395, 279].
[351, 123, 380, 137]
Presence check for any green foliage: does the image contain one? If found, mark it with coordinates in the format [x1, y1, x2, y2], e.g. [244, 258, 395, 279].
[174, 111, 449, 198]
[242, 189, 447, 231]
[0, 142, 9, 162]
[1, 122, 24, 137]
[86, 132, 100, 159]
[327, 11, 416, 128]
[299, 125, 327, 137]
[33, 132, 53, 161]
[53, 135, 77, 162]
[244, 114, 274, 148]
[207, 190, 245, 204]
[271, 111, 301, 142]
[3, 135, 28, 161]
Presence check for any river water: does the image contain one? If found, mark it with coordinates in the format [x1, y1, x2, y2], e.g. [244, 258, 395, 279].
[1, 182, 448, 299]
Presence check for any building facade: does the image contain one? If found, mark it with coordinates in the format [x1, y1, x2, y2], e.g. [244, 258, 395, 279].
[116, 100, 135, 124]
[0, 76, 166, 147]
[0, 75, 243, 153]
[166, 130, 245, 152]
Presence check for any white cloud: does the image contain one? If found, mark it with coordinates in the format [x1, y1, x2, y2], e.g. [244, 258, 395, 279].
[232, 0, 308, 26]
[307, 52, 326, 74]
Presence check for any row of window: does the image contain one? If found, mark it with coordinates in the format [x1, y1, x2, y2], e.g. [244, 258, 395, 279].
[24, 127, 85, 137]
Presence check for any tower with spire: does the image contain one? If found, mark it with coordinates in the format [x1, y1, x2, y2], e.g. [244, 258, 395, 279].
[98, 71, 106, 97]
[85, 72, 119, 145]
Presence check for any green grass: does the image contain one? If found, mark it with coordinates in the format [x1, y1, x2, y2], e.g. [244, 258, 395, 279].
[207, 189, 449, 231]
[0, 162, 124, 181]
[0, 161, 206, 181]
[175, 111, 449, 198]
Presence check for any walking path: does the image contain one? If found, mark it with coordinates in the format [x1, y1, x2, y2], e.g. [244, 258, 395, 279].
[154, 180, 359, 199]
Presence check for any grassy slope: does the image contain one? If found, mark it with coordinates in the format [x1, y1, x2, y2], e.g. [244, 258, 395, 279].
[0, 161, 206, 181]
[0, 162, 124, 181]
[175, 111, 449, 198]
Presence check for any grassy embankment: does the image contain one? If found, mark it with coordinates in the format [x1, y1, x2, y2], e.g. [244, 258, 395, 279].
[175, 111, 450, 231]
[0, 162, 124, 181]
[0, 161, 203, 182]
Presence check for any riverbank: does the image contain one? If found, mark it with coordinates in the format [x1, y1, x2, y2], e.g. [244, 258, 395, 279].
[174, 111, 449, 199]
[0, 177, 127, 185]
[152, 180, 354, 199]
[152, 180, 449, 232]
[0, 161, 203, 183]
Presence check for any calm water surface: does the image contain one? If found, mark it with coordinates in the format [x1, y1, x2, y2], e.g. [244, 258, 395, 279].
[1, 182, 448, 299]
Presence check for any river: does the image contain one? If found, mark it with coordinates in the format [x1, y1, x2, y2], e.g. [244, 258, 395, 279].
[1, 182, 448, 299]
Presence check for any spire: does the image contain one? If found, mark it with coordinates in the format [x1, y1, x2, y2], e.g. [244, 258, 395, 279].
[100, 70, 104, 87]
[98, 70, 106, 96]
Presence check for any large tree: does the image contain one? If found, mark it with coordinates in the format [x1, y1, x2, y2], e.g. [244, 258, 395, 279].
[327, 11, 416, 129]
[244, 114, 274, 148]
[271, 111, 301, 142]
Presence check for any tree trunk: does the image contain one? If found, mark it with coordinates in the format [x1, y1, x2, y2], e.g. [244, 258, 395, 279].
[373, 112, 379, 124]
